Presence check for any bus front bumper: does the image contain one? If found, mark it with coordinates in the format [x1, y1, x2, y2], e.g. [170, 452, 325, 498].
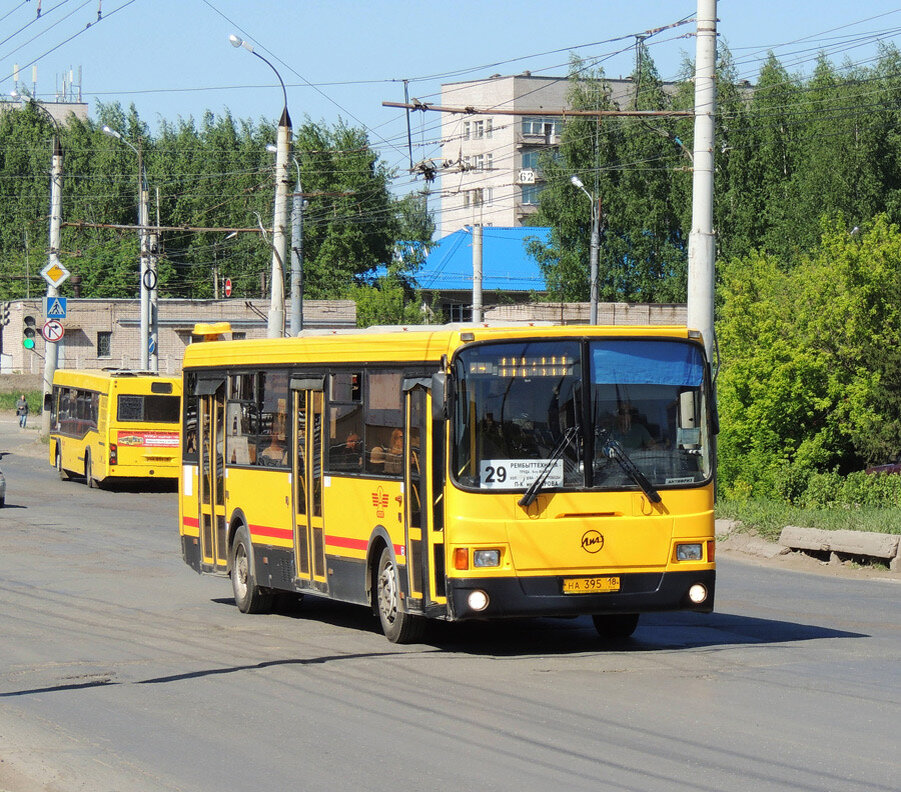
[446, 569, 715, 621]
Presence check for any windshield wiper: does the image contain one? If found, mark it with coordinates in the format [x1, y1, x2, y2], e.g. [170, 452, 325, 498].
[518, 425, 580, 508]
[595, 427, 661, 504]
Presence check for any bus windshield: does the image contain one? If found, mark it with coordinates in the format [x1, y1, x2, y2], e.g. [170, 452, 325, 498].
[452, 338, 711, 492]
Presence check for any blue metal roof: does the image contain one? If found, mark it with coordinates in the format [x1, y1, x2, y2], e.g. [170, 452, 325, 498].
[416, 226, 551, 292]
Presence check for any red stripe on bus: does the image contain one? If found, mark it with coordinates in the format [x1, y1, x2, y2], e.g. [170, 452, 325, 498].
[249, 524, 293, 541]
[183, 516, 199, 528]
[326, 535, 405, 557]
[326, 535, 368, 551]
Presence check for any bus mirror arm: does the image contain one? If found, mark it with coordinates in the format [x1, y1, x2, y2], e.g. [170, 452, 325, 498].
[431, 372, 447, 420]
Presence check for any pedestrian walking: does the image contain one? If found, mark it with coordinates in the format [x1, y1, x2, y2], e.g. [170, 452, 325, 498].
[15, 394, 28, 429]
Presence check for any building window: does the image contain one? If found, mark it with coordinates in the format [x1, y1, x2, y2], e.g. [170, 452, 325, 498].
[463, 188, 492, 208]
[521, 184, 543, 205]
[521, 116, 562, 137]
[97, 331, 112, 357]
[522, 151, 540, 170]
[462, 121, 470, 140]
[472, 119, 492, 140]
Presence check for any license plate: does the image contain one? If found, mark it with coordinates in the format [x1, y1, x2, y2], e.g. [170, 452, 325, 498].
[562, 576, 620, 594]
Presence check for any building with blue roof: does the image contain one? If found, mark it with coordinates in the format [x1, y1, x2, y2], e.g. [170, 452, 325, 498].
[414, 226, 550, 320]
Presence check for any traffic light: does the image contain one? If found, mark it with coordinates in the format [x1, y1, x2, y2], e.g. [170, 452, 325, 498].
[23, 314, 36, 349]
[0, 301, 9, 326]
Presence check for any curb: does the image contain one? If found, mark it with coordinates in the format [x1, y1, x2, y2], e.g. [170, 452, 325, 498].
[779, 525, 901, 571]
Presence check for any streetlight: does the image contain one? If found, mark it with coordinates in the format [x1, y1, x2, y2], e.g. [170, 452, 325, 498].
[102, 124, 158, 372]
[11, 91, 63, 438]
[570, 174, 600, 324]
[230, 33, 292, 338]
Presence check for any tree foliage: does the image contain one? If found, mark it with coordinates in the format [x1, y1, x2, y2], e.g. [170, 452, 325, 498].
[717, 216, 901, 499]
[0, 101, 432, 304]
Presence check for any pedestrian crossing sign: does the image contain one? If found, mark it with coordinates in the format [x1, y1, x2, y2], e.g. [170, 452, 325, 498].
[44, 296, 67, 319]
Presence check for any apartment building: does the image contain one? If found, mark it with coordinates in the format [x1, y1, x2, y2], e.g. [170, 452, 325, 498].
[438, 73, 663, 237]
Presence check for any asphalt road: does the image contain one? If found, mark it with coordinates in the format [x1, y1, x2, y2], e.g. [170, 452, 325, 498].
[1, 417, 899, 792]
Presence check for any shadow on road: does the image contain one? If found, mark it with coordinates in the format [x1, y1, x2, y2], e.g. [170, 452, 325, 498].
[213, 594, 866, 655]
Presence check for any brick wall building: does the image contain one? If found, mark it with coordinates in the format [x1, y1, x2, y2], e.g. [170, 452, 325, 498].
[0, 298, 356, 377]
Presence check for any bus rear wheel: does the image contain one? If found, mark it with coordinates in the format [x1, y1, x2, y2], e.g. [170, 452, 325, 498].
[593, 613, 639, 639]
[85, 450, 98, 488]
[376, 546, 424, 644]
[56, 446, 69, 481]
[230, 525, 273, 614]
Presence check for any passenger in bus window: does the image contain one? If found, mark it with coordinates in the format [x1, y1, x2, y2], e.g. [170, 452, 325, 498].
[371, 428, 403, 475]
[332, 432, 363, 470]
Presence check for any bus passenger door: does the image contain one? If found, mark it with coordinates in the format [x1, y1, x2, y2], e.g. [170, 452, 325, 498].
[403, 382, 442, 610]
[198, 382, 228, 571]
[291, 380, 327, 589]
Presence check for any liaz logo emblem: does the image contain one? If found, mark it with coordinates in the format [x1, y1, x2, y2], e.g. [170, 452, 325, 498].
[581, 530, 605, 553]
[371, 486, 389, 518]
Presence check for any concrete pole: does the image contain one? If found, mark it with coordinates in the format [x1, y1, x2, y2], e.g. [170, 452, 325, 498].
[472, 224, 483, 323]
[589, 198, 600, 325]
[687, 0, 717, 360]
[138, 148, 150, 371]
[149, 185, 160, 373]
[290, 159, 303, 335]
[41, 136, 63, 439]
[268, 108, 291, 338]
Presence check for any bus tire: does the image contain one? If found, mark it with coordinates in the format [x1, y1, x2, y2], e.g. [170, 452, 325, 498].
[592, 613, 639, 639]
[376, 546, 424, 644]
[230, 525, 273, 614]
[85, 450, 99, 489]
[56, 446, 69, 481]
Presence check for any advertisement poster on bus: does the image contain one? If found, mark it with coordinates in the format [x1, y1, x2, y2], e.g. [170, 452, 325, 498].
[117, 430, 180, 448]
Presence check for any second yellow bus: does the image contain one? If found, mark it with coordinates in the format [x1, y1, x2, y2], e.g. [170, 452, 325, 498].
[48, 369, 182, 486]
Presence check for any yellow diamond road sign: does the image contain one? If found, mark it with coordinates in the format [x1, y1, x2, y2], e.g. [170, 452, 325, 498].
[41, 261, 70, 288]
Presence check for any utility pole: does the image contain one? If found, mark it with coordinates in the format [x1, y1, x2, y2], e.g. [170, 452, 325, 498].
[290, 159, 304, 335]
[42, 132, 63, 438]
[571, 175, 600, 324]
[687, 0, 717, 360]
[472, 224, 483, 323]
[138, 144, 151, 371]
[149, 185, 160, 373]
[101, 125, 152, 371]
[229, 33, 290, 338]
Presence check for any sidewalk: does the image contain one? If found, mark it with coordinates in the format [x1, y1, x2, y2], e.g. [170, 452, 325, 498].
[0, 412, 48, 460]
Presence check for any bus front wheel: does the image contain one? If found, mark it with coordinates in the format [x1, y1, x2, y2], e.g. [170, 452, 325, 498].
[593, 613, 639, 639]
[230, 525, 273, 614]
[376, 546, 424, 644]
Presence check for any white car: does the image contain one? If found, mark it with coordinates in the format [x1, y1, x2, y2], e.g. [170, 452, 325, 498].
[0, 467, 5, 507]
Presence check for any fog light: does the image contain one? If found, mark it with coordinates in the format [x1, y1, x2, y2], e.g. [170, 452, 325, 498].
[473, 549, 500, 568]
[676, 543, 703, 561]
[688, 583, 708, 604]
[467, 590, 489, 611]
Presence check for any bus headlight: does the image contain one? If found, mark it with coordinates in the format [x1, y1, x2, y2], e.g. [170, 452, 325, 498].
[676, 543, 703, 561]
[688, 583, 708, 604]
[467, 590, 489, 611]
[473, 549, 500, 568]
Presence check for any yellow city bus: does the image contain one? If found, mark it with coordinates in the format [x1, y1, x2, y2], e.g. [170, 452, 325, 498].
[48, 369, 182, 487]
[178, 324, 716, 643]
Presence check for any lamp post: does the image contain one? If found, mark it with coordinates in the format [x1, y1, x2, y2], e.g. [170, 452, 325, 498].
[102, 125, 157, 372]
[571, 174, 600, 324]
[231, 33, 291, 338]
[11, 91, 63, 438]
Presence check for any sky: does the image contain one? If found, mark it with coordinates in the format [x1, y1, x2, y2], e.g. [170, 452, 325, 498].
[4, 0, 901, 194]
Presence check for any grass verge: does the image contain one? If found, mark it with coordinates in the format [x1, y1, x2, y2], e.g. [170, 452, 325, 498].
[716, 498, 901, 541]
